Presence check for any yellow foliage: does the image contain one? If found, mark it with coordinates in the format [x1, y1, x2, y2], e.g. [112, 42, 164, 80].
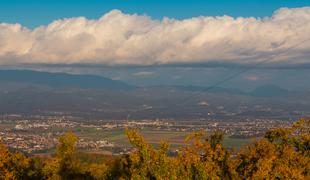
[86, 163, 109, 180]
[0, 118, 309, 179]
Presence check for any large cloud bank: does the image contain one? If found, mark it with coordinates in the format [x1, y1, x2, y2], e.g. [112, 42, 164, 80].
[0, 7, 310, 66]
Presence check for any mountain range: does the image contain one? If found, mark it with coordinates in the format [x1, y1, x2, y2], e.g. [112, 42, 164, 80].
[0, 70, 134, 90]
[0, 69, 309, 119]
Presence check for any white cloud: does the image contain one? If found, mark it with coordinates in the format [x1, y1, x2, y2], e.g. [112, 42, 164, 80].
[0, 7, 310, 66]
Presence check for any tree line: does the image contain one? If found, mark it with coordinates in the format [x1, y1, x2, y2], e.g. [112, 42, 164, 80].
[0, 118, 309, 180]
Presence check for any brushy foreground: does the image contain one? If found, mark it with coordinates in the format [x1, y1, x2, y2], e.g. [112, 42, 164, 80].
[0, 118, 309, 180]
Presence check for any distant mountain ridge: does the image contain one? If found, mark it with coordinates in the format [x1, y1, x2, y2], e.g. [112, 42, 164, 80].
[0, 70, 300, 97]
[249, 84, 292, 97]
[0, 70, 134, 90]
[0, 70, 309, 119]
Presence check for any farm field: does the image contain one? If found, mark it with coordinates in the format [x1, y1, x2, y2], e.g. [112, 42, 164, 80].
[80, 128, 253, 150]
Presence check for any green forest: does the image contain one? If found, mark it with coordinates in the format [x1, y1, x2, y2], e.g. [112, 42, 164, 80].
[0, 118, 309, 180]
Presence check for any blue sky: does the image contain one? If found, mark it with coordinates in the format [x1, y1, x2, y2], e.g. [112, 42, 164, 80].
[1, 0, 310, 28]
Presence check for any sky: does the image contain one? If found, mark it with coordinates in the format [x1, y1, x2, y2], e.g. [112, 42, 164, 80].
[1, 0, 310, 28]
[0, 1, 310, 89]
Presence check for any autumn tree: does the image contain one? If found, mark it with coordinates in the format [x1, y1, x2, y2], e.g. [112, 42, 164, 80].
[175, 130, 235, 180]
[235, 118, 310, 179]
[0, 143, 42, 180]
[42, 132, 111, 180]
[116, 128, 177, 179]
[0, 118, 309, 180]
[42, 132, 90, 179]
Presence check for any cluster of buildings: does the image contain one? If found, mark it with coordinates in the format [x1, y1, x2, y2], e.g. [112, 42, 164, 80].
[0, 131, 116, 154]
[0, 132, 55, 153]
[0, 114, 293, 154]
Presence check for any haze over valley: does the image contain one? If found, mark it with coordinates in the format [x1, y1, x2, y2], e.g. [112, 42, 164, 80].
[0, 69, 309, 120]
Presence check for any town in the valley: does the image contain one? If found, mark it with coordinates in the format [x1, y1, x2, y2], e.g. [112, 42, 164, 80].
[0, 113, 294, 155]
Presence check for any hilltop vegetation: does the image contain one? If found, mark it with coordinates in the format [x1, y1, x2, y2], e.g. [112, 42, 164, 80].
[0, 118, 309, 180]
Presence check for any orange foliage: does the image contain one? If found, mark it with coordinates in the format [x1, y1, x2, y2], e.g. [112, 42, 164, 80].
[0, 118, 309, 179]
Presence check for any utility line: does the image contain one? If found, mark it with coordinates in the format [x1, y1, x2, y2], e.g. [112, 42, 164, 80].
[176, 38, 310, 107]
